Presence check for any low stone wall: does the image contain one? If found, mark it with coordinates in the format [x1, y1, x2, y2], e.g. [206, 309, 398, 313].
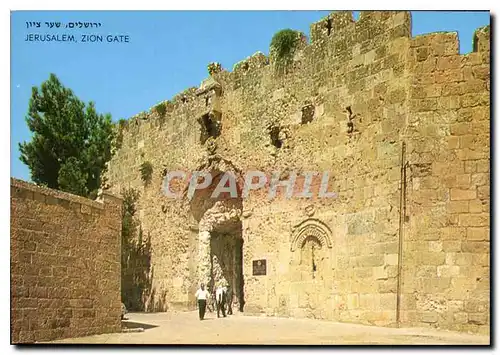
[10, 178, 122, 343]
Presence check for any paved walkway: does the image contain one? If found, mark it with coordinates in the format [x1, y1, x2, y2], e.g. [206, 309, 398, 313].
[52, 311, 490, 345]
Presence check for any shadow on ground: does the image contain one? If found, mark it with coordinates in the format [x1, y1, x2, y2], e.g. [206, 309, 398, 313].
[122, 320, 158, 330]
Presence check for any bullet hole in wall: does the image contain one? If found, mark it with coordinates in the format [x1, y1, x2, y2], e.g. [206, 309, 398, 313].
[269, 125, 283, 149]
[199, 113, 221, 144]
[301, 104, 315, 124]
[325, 18, 333, 36]
[346, 106, 357, 134]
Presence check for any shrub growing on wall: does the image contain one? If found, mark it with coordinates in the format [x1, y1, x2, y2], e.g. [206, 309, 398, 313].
[270, 29, 301, 74]
[207, 62, 222, 76]
[113, 118, 127, 150]
[140, 161, 153, 185]
[154, 102, 167, 117]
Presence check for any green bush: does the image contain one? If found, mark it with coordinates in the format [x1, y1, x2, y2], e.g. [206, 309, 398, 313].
[207, 62, 222, 76]
[114, 118, 127, 150]
[155, 102, 166, 117]
[270, 29, 301, 74]
[140, 161, 153, 185]
[118, 118, 128, 128]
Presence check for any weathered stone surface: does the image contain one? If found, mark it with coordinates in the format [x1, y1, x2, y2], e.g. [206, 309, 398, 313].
[100, 11, 490, 336]
[10, 179, 122, 344]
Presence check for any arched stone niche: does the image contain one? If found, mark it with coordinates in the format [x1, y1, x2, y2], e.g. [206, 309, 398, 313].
[290, 218, 333, 252]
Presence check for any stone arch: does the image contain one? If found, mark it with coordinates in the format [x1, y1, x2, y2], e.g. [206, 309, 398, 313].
[188, 157, 244, 223]
[290, 218, 333, 252]
[188, 156, 246, 312]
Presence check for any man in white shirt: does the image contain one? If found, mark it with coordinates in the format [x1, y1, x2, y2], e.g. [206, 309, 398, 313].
[195, 283, 210, 320]
[216, 284, 227, 318]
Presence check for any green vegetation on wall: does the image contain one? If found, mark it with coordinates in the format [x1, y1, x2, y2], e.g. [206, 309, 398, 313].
[154, 102, 167, 117]
[270, 29, 301, 74]
[140, 161, 153, 185]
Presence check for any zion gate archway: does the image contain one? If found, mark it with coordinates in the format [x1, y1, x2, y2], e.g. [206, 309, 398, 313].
[189, 161, 245, 312]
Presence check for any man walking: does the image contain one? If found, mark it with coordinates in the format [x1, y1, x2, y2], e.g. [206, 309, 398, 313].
[195, 283, 210, 320]
[226, 285, 233, 315]
[215, 284, 227, 318]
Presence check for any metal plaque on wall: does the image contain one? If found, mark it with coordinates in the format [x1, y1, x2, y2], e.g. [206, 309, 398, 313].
[252, 259, 266, 276]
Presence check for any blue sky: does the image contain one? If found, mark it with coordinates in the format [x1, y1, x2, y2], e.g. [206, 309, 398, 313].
[10, 11, 490, 181]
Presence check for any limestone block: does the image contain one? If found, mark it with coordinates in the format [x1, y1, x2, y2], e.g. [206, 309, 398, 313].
[437, 265, 460, 277]
[415, 266, 437, 278]
[454, 312, 468, 324]
[419, 311, 438, 323]
[359, 294, 375, 309]
[428, 241, 442, 252]
[445, 252, 456, 265]
[377, 278, 397, 293]
[468, 200, 483, 213]
[289, 293, 299, 308]
[466, 227, 489, 241]
[440, 226, 466, 240]
[476, 160, 490, 173]
[478, 185, 490, 200]
[468, 313, 488, 325]
[356, 255, 384, 268]
[419, 277, 451, 293]
[464, 299, 489, 313]
[459, 214, 489, 227]
[418, 252, 445, 266]
[454, 253, 475, 266]
[450, 188, 477, 201]
[401, 293, 417, 310]
[448, 201, 469, 213]
[471, 173, 489, 187]
[346, 211, 375, 235]
[354, 267, 373, 278]
[448, 300, 464, 312]
[373, 310, 395, 326]
[381, 253, 397, 266]
[173, 277, 183, 288]
[379, 293, 396, 310]
[347, 293, 359, 310]
[461, 241, 489, 253]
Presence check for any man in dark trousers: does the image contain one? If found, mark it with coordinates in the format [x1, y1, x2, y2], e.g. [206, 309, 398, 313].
[195, 283, 210, 320]
[215, 284, 227, 318]
[226, 285, 233, 315]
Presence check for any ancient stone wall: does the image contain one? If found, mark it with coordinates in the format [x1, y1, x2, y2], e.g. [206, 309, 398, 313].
[10, 178, 122, 343]
[217, 11, 411, 325]
[401, 26, 490, 334]
[104, 11, 490, 334]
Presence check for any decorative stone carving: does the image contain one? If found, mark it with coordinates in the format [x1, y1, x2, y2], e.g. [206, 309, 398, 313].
[304, 204, 315, 217]
[290, 218, 333, 252]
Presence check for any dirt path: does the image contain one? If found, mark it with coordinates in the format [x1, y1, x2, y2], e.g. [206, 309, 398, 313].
[51, 311, 490, 345]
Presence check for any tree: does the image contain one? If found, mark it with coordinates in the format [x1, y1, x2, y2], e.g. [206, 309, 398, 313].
[19, 73, 115, 199]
